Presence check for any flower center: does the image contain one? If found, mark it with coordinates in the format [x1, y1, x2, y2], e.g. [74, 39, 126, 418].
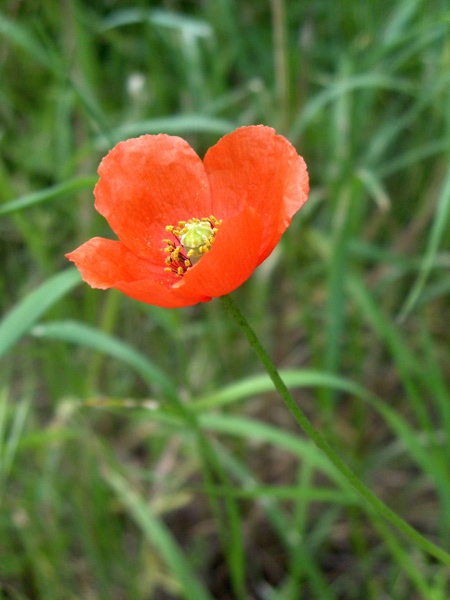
[164, 216, 221, 277]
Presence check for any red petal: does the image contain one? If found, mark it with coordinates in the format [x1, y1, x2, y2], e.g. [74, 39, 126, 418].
[204, 125, 309, 264]
[94, 135, 211, 262]
[66, 238, 209, 308]
[174, 204, 263, 298]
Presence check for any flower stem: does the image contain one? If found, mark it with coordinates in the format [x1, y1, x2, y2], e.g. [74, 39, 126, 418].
[220, 294, 450, 566]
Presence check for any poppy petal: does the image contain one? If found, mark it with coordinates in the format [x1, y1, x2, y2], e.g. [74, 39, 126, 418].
[174, 204, 264, 298]
[94, 135, 211, 262]
[66, 238, 208, 308]
[68, 127, 310, 308]
[204, 125, 309, 264]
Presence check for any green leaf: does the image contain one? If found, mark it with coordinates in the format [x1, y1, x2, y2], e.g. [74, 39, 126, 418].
[397, 162, 450, 320]
[101, 8, 213, 38]
[0, 177, 97, 216]
[199, 413, 350, 488]
[0, 269, 81, 360]
[102, 115, 236, 147]
[193, 369, 376, 411]
[0, 391, 30, 491]
[0, 13, 52, 68]
[103, 467, 215, 600]
[31, 320, 178, 402]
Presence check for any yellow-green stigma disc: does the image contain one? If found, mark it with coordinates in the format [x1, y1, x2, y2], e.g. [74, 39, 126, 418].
[180, 220, 215, 262]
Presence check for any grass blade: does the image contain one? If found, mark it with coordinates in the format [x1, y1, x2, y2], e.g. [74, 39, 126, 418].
[397, 161, 450, 320]
[103, 115, 236, 146]
[0, 177, 97, 216]
[0, 269, 81, 360]
[31, 320, 178, 402]
[103, 467, 215, 600]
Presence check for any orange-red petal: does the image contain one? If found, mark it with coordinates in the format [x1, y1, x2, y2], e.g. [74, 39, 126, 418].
[94, 134, 211, 263]
[68, 127, 309, 307]
[204, 125, 309, 264]
[66, 238, 209, 308]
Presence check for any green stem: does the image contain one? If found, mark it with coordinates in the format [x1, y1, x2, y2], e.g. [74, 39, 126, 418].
[220, 294, 450, 566]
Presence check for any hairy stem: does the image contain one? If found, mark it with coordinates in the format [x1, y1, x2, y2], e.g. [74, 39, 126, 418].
[220, 293, 450, 566]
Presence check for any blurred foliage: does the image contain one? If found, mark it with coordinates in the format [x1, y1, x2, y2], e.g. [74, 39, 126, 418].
[1, 0, 450, 599]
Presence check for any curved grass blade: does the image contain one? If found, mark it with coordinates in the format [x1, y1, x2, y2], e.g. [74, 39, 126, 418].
[193, 369, 376, 411]
[200, 413, 350, 488]
[31, 320, 178, 402]
[103, 115, 236, 147]
[0, 13, 52, 69]
[397, 162, 450, 320]
[103, 467, 215, 600]
[195, 368, 448, 506]
[0, 177, 97, 216]
[0, 391, 30, 495]
[289, 73, 413, 141]
[0, 269, 81, 360]
[100, 7, 212, 38]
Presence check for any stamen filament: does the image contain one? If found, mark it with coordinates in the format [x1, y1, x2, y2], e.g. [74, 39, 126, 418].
[163, 215, 222, 277]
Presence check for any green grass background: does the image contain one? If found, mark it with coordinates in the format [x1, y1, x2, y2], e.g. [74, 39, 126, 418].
[1, 0, 450, 598]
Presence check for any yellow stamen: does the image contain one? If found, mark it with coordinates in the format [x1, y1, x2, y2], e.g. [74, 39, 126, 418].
[163, 215, 222, 277]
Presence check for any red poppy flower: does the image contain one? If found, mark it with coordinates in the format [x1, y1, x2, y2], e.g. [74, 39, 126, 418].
[66, 125, 309, 308]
